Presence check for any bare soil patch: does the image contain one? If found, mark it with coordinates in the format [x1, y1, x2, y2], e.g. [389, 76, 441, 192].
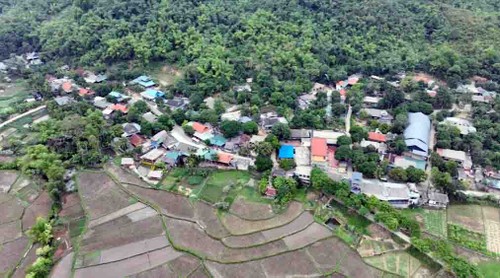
[59, 193, 84, 220]
[0, 220, 22, 244]
[206, 260, 266, 277]
[220, 201, 303, 235]
[282, 222, 332, 249]
[0, 195, 24, 225]
[127, 184, 195, 219]
[50, 252, 74, 278]
[168, 254, 202, 277]
[75, 247, 183, 278]
[129, 264, 175, 278]
[260, 249, 320, 277]
[0, 170, 17, 192]
[229, 197, 275, 220]
[194, 201, 230, 238]
[79, 215, 164, 254]
[482, 206, 500, 222]
[0, 236, 29, 275]
[305, 238, 345, 272]
[78, 171, 131, 220]
[447, 205, 485, 233]
[188, 265, 210, 278]
[21, 191, 51, 231]
[106, 163, 148, 187]
[11, 244, 38, 278]
[367, 223, 391, 239]
[337, 245, 384, 278]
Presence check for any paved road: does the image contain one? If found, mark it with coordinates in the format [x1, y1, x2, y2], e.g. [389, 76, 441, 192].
[0, 105, 46, 129]
[345, 105, 352, 134]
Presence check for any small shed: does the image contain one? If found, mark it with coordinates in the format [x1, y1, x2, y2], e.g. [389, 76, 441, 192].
[278, 145, 295, 159]
[148, 170, 163, 180]
[121, 158, 134, 167]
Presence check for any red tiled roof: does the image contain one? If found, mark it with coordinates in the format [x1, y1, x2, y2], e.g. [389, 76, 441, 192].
[336, 81, 345, 87]
[129, 134, 145, 147]
[368, 132, 386, 142]
[348, 77, 359, 85]
[311, 137, 328, 156]
[265, 186, 277, 197]
[218, 152, 233, 164]
[62, 82, 73, 93]
[192, 122, 209, 133]
[110, 104, 128, 113]
[78, 88, 94, 96]
[339, 89, 347, 96]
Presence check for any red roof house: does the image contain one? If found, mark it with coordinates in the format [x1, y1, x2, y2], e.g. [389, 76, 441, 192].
[217, 152, 233, 165]
[348, 77, 359, 85]
[265, 186, 277, 198]
[192, 122, 209, 133]
[368, 132, 386, 143]
[62, 82, 73, 93]
[311, 137, 328, 160]
[78, 88, 95, 97]
[110, 104, 128, 114]
[129, 134, 146, 147]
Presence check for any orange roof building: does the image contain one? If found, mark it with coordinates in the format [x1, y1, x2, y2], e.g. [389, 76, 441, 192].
[192, 122, 209, 133]
[217, 152, 233, 165]
[78, 88, 94, 97]
[62, 82, 73, 93]
[311, 137, 328, 162]
[110, 104, 128, 114]
[368, 132, 386, 143]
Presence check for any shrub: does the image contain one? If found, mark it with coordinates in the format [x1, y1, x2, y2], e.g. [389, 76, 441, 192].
[187, 176, 204, 186]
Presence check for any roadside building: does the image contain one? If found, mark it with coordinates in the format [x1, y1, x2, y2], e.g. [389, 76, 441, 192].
[367, 132, 386, 143]
[141, 89, 165, 101]
[122, 123, 141, 137]
[165, 97, 189, 111]
[362, 96, 381, 107]
[436, 148, 472, 170]
[359, 179, 420, 209]
[312, 130, 346, 145]
[140, 148, 166, 165]
[362, 108, 393, 124]
[108, 91, 130, 102]
[129, 134, 146, 148]
[142, 112, 158, 123]
[404, 112, 430, 158]
[423, 191, 449, 209]
[290, 129, 312, 140]
[190, 122, 210, 134]
[162, 151, 183, 167]
[121, 158, 134, 167]
[147, 170, 163, 180]
[295, 166, 312, 185]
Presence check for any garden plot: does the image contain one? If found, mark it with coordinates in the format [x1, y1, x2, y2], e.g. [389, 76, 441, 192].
[126, 184, 195, 219]
[105, 163, 148, 187]
[77, 171, 131, 220]
[222, 212, 314, 248]
[206, 260, 267, 277]
[447, 205, 485, 233]
[229, 196, 275, 220]
[74, 246, 183, 278]
[448, 223, 487, 253]
[357, 237, 404, 257]
[198, 170, 251, 203]
[260, 249, 322, 277]
[193, 201, 230, 239]
[220, 201, 303, 235]
[420, 209, 447, 238]
[364, 251, 423, 278]
[482, 206, 500, 254]
[0, 170, 18, 192]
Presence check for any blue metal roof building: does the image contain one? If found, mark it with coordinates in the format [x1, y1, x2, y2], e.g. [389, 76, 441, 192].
[278, 145, 295, 159]
[209, 135, 227, 147]
[141, 89, 165, 100]
[404, 112, 431, 157]
[131, 76, 156, 88]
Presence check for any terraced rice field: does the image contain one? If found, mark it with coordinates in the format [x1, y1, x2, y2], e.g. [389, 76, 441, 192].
[55, 169, 392, 277]
[0, 171, 51, 277]
[364, 251, 427, 278]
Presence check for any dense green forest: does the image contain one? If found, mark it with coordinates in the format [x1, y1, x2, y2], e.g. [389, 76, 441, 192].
[1, 0, 500, 94]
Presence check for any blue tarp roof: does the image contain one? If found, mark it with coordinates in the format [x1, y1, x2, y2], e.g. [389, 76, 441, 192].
[352, 172, 363, 181]
[278, 145, 294, 159]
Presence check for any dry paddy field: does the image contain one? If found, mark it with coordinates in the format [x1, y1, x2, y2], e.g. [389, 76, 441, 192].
[0, 170, 51, 277]
[63, 169, 390, 277]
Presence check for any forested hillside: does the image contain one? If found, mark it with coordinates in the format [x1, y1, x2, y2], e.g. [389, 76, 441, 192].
[1, 0, 500, 93]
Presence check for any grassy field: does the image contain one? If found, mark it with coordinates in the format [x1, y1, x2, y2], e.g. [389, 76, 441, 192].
[478, 262, 500, 278]
[421, 209, 447, 238]
[199, 170, 251, 203]
[0, 80, 29, 114]
[364, 251, 422, 277]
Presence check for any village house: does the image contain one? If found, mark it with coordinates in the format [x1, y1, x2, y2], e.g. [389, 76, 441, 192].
[162, 151, 183, 167]
[278, 145, 295, 160]
[131, 75, 156, 88]
[129, 134, 146, 148]
[141, 89, 165, 101]
[311, 138, 328, 163]
[436, 148, 472, 170]
[121, 158, 135, 168]
[390, 155, 426, 170]
[83, 71, 107, 84]
[147, 170, 163, 181]
[360, 139, 386, 154]
[312, 130, 346, 145]
[441, 117, 476, 135]
[294, 166, 312, 185]
[290, 129, 312, 140]
[233, 84, 251, 93]
[108, 91, 130, 103]
[297, 93, 317, 110]
[423, 190, 449, 209]
[142, 112, 158, 123]
[209, 134, 227, 148]
[109, 104, 128, 114]
[260, 115, 288, 131]
[93, 96, 112, 110]
[54, 96, 75, 106]
[78, 88, 95, 98]
[221, 110, 242, 122]
[25, 52, 43, 66]
[165, 97, 189, 111]
[140, 148, 166, 166]
[367, 132, 386, 143]
[362, 108, 393, 124]
[122, 123, 141, 137]
[362, 96, 381, 108]
[223, 134, 251, 153]
[355, 178, 420, 209]
[404, 112, 431, 158]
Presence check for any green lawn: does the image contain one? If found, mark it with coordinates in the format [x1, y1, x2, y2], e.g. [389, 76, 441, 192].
[198, 170, 251, 203]
[478, 262, 500, 278]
